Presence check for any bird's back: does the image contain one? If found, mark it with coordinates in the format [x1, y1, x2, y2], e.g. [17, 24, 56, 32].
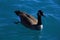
[19, 13, 38, 26]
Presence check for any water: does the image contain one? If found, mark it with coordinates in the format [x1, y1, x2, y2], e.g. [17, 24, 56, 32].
[0, 0, 60, 40]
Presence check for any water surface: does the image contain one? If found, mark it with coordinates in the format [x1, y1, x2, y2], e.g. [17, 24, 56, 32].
[0, 0, 60, 40]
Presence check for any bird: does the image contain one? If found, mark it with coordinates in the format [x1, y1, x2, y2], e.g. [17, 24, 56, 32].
[14, 10, 45, 30]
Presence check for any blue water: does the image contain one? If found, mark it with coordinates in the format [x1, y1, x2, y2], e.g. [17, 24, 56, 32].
[0, 0, 60, 40]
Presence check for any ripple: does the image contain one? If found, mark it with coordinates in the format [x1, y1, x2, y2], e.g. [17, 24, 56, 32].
[0, 23, 9, 27]
[33, 0, 41, 2]
[39, 32, 58, 40]
[12, 4, 34, 10]
[47, 14, 60, 20]
[19, 0, 41, 3]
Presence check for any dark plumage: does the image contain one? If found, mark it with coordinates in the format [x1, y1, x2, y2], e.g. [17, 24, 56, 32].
[14, 10, 44, 30]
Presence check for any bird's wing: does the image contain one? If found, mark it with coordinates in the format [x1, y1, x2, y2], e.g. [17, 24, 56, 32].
[25, 14, 38, 25]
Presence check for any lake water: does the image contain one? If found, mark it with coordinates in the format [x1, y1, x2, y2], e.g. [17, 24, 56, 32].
[0, 0, 60, 40]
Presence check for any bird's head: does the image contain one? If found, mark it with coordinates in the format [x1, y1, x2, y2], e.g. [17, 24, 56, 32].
[38, 10, 44, 16]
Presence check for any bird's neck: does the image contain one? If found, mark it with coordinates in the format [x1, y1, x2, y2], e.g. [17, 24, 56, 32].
[37, 14, 42, 25]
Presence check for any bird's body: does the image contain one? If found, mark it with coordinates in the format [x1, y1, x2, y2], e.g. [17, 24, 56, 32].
[15, 10, 44, 30]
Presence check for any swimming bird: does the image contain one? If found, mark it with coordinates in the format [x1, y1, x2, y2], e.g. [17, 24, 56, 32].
[14, 10, 45, 30]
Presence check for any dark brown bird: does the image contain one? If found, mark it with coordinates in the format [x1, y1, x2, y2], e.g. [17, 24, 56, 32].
[14, 10, 44, 30]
